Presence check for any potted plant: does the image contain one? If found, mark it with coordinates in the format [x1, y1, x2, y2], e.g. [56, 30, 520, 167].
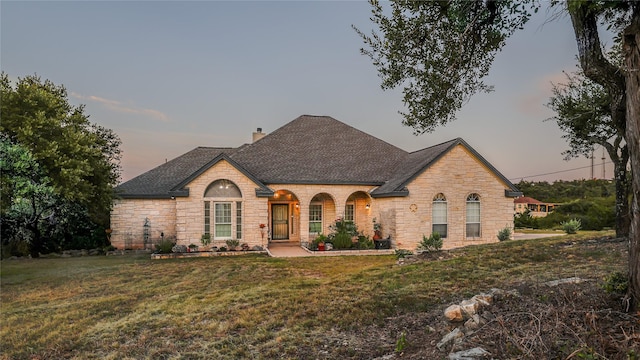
[372, 218, 382, 240]
[188, 243, 198, 252]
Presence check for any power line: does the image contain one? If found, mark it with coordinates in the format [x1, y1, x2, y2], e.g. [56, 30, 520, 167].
[509, 161, 613, 181]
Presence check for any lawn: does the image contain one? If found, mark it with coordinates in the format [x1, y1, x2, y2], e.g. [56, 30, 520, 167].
[0, 231, 633, 359]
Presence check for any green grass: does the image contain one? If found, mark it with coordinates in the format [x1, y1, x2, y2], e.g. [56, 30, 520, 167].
[0, 231, 625, 359]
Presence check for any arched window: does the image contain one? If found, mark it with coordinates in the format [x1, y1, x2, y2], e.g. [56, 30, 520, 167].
[432, 193, 447, 238]
[204, 180, 242, 240]
[466, 193, 481, 238]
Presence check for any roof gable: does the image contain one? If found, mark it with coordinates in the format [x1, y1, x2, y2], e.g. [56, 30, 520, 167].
[115, 147, 235, 199]
[371, 138, 521, 197]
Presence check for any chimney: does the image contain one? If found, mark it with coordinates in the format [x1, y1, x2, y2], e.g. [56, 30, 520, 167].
[252, 127, 266, 143]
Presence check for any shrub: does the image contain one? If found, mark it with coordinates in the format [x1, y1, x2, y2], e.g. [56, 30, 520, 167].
[395, 249, 413, 258]
[561, 218, 581, 234]
[331, 232, 353, 250]
[201, 233, 211, 247]
[602, 271, 628, 295]
[155, 237, 175, 254]
[418, 232, 442, 252]
[356, 235, 374, 249]
[497, 227, 512, 241]
[225, 239, 240, 250]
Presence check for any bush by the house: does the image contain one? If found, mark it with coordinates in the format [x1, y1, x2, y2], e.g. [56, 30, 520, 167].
[418, 232, 442, 252]
[331, 232, 353, 250]
[155, 237, 175, 254]
[497, 227, 512, 241]
[356, 235, 374, 249]
[225, 239, 240, 250]
[561, 218, 582, 234]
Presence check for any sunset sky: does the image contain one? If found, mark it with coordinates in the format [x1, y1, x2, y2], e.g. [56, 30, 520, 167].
[1, 1, 616, 183]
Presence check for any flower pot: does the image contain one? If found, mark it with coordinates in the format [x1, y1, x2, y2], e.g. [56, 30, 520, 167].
[317, 242, 325, 251]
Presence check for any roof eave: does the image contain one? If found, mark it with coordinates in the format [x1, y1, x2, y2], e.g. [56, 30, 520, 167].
[370, 189, 410, 198]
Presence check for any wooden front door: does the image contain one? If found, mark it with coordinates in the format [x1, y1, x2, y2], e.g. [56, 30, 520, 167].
[271, 204, 289, 240]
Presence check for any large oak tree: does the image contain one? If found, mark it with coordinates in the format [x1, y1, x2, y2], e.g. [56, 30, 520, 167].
[356, 0, 640, 310]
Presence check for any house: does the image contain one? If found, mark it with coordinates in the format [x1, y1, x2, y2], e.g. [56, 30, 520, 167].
[514, 196, 558, 217]
[110, 115, 521, 251]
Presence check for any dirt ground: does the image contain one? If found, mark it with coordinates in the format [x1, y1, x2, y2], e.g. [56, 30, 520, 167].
[302, 237, 640, 359]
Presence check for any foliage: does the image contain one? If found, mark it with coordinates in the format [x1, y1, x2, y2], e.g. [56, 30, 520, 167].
[602, 271, 629, 295]
[201, 233, 211, 247]
[331, 232, 354, 250]
[546, 64, 630, 237]
[515, 179, 616, 204]
[356, 235, 375, 249]
[155, 237, 175, 254]
[418, 232, 442, 252]
[497, 227, 512, 241]
[395, 249, 413, 259]
[562, 218, 582, 234]
[310, 234, 328, 250]
[373, 217, 382, 231]
[395, 331, 408, 353]
[0, 73, 122, 228]
[330, 218, 359, 237]
[225, 239, 240, 250]
[355, 0, 536, 134]
[515, 209, 539, 229]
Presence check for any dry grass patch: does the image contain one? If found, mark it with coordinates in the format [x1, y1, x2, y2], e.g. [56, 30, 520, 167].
[1, 231, 636, 359]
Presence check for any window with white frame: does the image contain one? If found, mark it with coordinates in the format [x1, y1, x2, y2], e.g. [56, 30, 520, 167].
[466, 193, 481, 238]
[203, 179, 242, 240]
[309, 203, 322, 234]
[215, 202, 232, 238]
[344, 203, 354, 222]
[432, 193, 447, 238]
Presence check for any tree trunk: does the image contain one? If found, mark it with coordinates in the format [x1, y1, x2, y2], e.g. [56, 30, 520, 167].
[613, 147, 631, 238]
[623, 13, 640, 311]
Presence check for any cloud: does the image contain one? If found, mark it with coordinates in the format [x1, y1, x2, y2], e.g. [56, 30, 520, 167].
[71, 92, 169, 122]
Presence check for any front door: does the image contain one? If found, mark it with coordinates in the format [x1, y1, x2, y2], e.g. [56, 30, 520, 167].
[271, 204, 289, 240]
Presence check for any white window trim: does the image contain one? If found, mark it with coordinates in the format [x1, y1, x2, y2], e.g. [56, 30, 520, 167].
[309, 202, 323, 235]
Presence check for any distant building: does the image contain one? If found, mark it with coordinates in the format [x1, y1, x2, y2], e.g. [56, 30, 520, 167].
[514, 196, 558, 217]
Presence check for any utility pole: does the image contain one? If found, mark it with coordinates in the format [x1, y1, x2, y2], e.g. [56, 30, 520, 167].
[591, 149, 595, 179]
[602, 147, 606, 179]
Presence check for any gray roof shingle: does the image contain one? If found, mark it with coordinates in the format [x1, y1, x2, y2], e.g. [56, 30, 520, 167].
[115, 115, 520, 198]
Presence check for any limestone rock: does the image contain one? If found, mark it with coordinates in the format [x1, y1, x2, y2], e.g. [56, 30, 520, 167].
[172, 244, 187, 253]
[444, 305, 464, 322]
[448, 347, 490, 360]
[460, 299, 479, 317]
[437, 328, 463, 350]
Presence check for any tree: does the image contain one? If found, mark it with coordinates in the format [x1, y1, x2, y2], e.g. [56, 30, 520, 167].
[0, 73, 122, 227]
[356, 0, 640, 309]
[547, 68, 630, 237]
[0, 137, 58, 257]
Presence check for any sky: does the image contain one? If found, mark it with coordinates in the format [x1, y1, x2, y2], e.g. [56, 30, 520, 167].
[1, 1, 617, 184]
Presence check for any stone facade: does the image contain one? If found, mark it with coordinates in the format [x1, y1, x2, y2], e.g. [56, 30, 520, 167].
[110, 145, 515, 251]
[393, 145, 515, 250]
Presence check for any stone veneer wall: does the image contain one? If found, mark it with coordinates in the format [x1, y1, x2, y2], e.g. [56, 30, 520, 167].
[111, 145, 514, 251]
[176, 160, 269, 248]
[110, 199, 176, 249]
[391, 144, 515, 250]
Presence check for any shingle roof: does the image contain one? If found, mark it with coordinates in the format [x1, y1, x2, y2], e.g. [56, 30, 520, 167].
[229, 115, 407, 184]
[115, 115, 521, 198]
[115, 147, 236, 198]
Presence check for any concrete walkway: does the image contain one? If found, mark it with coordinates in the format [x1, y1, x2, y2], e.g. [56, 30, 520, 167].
[267, 242, 310, 257]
